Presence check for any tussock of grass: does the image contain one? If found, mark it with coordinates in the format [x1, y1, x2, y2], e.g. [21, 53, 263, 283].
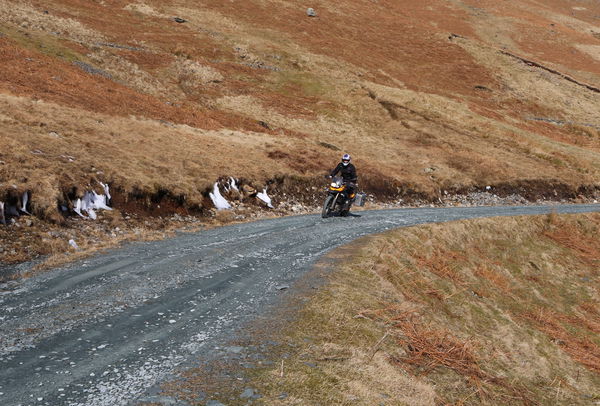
[239, 213, 600, 405]
[3, 0, 600, 266]
[2, 0, 600, 230]
[0, 0, 104, 44]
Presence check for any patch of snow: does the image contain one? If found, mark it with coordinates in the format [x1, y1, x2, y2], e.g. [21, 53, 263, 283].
[229, 177, 239, 192]
[100, 182, 111, 201]
[73, 199, 85, 218]
[73, 189, 112, 219]
[68, 239, 79, 250]
[209, 183, 231, 210]
[256, 188, 274, 208]
[90, 191, 112, 211]
[20, 192, 30, 214]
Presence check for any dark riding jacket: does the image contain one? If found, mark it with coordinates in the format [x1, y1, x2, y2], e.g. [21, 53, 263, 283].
[330, 163, 357, 183]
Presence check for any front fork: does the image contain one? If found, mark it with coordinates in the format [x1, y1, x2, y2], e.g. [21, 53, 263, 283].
[331, 192, 351, 212]
[330, 193, 339, 209]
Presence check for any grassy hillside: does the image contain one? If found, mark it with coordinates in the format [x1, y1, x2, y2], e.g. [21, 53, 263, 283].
[2, 0, 600, 263]
[163, 213, 600, 405]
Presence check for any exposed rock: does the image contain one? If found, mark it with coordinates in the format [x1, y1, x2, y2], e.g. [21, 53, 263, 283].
[240, 388, 260, 399]
[72, 61, 113, 79]
[173, 17, 187, 23]
[96, 42, 144, 51]
[306, 8, 317, 17]
[206, 400, 227, 406]
[241, 185, 257, 196]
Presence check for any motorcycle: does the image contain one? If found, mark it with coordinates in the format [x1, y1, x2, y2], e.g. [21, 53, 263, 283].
[322, 177, 356, 218]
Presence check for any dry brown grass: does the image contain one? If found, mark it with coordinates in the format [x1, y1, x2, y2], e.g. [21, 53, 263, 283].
[1, 0, 600, 210]
[2, 0, 600, 264]
[212, 213, 600, 406]
[0, 93, 303, 217]
[521, 308, 600, 373]
[0, 0, 104, 44]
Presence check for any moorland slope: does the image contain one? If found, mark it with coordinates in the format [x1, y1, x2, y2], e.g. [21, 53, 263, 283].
[2, 0, 600, 263]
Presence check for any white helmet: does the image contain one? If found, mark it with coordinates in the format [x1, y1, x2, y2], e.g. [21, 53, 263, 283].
[342, 153, 351, 166]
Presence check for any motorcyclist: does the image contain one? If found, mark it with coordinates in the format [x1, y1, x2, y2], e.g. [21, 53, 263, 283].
[329, 153, 357, 210]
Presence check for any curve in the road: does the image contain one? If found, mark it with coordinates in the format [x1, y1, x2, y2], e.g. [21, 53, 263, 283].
[1, 204, 599, 406]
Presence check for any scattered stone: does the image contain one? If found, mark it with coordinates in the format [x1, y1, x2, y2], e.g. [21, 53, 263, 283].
[159, 120, 176, 127]
[206, 400, 227, 406]
[173, 17, 187, 23]
[243, 61, 280, 71]
[303, 362, 317, 368]
[137, 395, 180, 405]
[96, 42, 143, 51]
[241, 185, 256, 196]
[276, 285, 289, 291]
[68, 239, 79, 250]
[240, 388, 260, 399]
[257, 120, 270, 130]
[24, 218, 33, 227]
[278, 392, 288, 399]
[225, 346, 244, 354]
[48, 131, 60, 138]
[72, 61, 113, 79]
[318, 141, 340, 151]
[306, 8, 317, 17]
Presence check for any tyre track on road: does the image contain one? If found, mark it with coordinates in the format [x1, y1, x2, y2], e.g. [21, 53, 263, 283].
[1, 205, 598, 405]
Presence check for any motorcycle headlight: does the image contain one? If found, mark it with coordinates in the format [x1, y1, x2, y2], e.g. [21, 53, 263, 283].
[331, 182, 337, 187]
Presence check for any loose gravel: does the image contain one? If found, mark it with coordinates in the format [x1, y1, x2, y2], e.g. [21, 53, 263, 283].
[1, 205, 599, 406]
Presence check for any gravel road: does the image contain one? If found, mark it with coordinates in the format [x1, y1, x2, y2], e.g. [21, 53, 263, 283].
[1, 204, 599, 406]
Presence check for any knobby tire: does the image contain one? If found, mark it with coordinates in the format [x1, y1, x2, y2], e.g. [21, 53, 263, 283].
[322, 195, 334, 218]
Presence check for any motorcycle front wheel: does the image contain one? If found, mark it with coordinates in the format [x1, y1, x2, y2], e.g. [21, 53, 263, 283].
[322, 195, 334, 218]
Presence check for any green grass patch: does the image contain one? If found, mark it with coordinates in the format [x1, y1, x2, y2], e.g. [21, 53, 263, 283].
[269, 70, 331, 98]
[0, 23, 85, 62]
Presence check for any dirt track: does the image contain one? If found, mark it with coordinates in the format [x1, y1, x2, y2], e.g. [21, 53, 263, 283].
[1, 204, 599, 406]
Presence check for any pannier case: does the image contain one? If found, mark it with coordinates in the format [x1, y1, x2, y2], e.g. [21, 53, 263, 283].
[354, 192, 367, 207]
